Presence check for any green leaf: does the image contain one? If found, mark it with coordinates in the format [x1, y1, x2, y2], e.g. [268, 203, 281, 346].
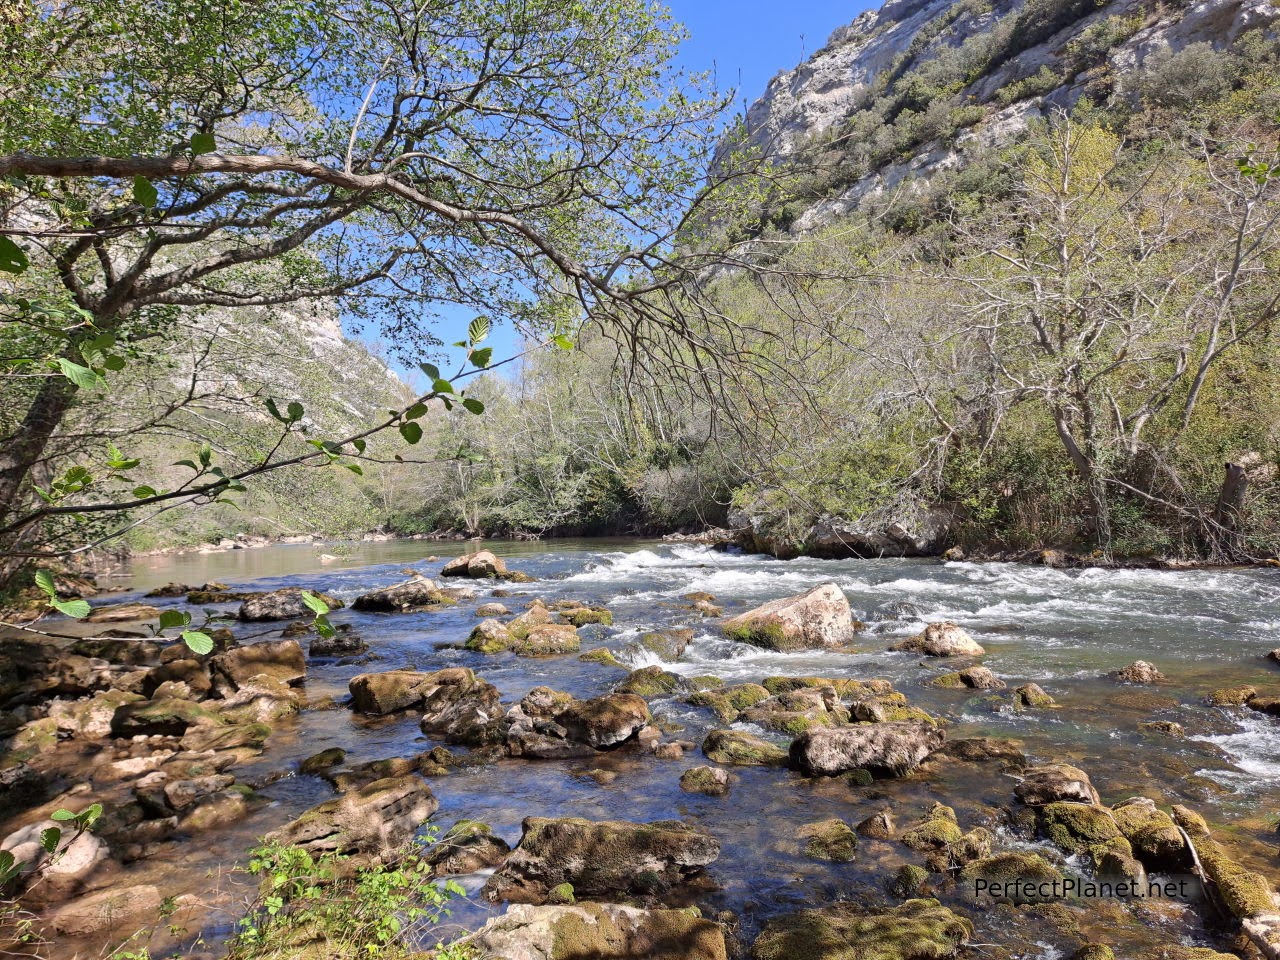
[0, 235, 29, 274]
[286, 401, 304, 421]
[314, 616, 336, 639]
[34, 570, 56, 598]
[39, 827, 61, 854]
[300, 590, 330, 616]
[132, 485, 158, 498]
[101, 355, 126, 372]
[399, 421, 423, 444]
[470, 347, 493, 368]
[352, 439, 366, 454]
[191, 132, 216, 155]
[158, 610, 190, 630]
[419, 362, 440, 381]
[462, 398, 485, 415]
[404, 402, 428, 420]
[342, 462, 363, 475]
[56, 358, 104, 390]
[52, 598, 91, 618]
[182, 631, 214, 656]
[551, 334, 575, 350]
[431, 378, 455, 395]
[0, 851, 19, 885]
[467, 315, 490, 344]
[133, 176, 158, 208]
[49, 809, 77, 822]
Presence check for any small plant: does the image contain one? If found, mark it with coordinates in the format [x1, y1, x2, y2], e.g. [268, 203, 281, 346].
[229, 836, 470, 960]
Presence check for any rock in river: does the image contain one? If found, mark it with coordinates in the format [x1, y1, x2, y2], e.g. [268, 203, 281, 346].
[482, 816, 720, 904]
[890, 622, 984, 657]
[267, 775, 438, 855]
[238, 588, 342, 621]
[458, 902, 729, 960]
[555, 693, 650, 748]
[351, 577, 454, 612]
[209, 638, 305, 693]
[789, 721, 945, 778]
[1108, 660, 1167, 685]
[752, 898, 972, 960]
[721, 583, 857, 651]
[1013, 764, 1101, 806]
[441, 549, 509, 578]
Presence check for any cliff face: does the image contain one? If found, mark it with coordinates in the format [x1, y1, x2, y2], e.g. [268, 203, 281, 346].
[731, 0, 1279, 228]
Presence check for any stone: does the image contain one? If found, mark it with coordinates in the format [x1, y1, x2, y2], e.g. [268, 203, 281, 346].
[179, 789, 249, 832]
[752, 898, 972, 960]
[179, 721, 269, 752]
[47, 689, 145, 739]
[960, 853, 1064, 904]
[626, 629, 695, 661]
[1013, 764, 1101, 806]
[513, 623, 581, 657]
[351, 577, 454, 612]
[680, 766, 730, 796]
[350, 668, 453, 715]
[110, 697, 219, 737]
[300, 747, 346, 775]
[1, 820, 113, 905]
[238, 588, 341, 621]
[1038, 802, 1122, 854]
[476, 602, 510, 617]
[721, 583, 857, 651]
[309, 625, 367, 658]
[267, 775, 438, 855]
[617, 666, 688, 697]
[934, 738, 1025, 764]
[208, 639, 305, 693]
[215, 674, 303, 724]
[1172, 805, 1276, 920]
[1012, 683, 1058, 709]
[85, 602, 161, 623]
[687, 683, 771, 722]
[558, 605, 613, 627]
[1138, 720, 1185, 738]
[44, 884, 163, 936]
[458, 902, 729, 960]
[424, 820, 512, 875]
[418, 669, 504, 745]
[789, 722, 945, 778]
[797, 818, 858, 862]
[164, 774, 235, 811]
[702, 729, 788, 766]
[1109, 660, 1166, 684]
[890, 622, 984, 657]
[856, 810, 895, 839]
[1111, 798, 1189, 872]
[441, 550, 508, 578]
[466, 618, 515, 653]
[930, 666, 1005, 690]
[556, 694, 650, 748]
[900, 804, 963, 852]
[142, 659, 213, 700]
[1205, 685, 1257, 706]
[482, 817, 720, 904]
[1247, 697, 1280, 717]
[739, 687, 850, 736]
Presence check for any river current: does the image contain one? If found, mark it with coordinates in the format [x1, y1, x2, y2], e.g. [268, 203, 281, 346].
[79, 540, 1280, 956]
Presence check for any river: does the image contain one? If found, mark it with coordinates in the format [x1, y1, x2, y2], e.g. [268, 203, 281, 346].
[35, 539, 1280, 957]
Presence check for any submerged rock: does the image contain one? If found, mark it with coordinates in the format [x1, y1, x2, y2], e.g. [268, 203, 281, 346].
[930, 666, 1005, 690]
[702, 729, 788, 766]
[890, 622, 984, 657]
[482, 817, 720, 905]
[960, 852, 1064, 904]
[751, 898, 972, 960]
[680, 765, 730, 796]
[789, 722, 945, 778]
[43, 884, 163, 937]
[424, 819, 511, 875]
[856, 810, 895, 839]
[1012, 683, 1058, 709]
[266, 775, 437, 855]
[238, 588, 342, 621]
[797, 817, 858, 862]
[721, 583, 857, 651]
[457, 902, 729, 960]
[85, 602, 161, 623]
[309, 624, 367, 658]
[687, 683, 771, 722]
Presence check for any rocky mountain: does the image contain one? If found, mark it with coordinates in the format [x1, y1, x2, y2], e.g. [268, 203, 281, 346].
[726, 0, 1278, 229]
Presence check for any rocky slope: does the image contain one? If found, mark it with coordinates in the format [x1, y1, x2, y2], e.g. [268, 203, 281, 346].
[728, 0, 1278, 229]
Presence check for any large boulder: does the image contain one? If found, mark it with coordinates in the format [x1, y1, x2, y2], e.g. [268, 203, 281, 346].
[458, 902, 729, 960]
[238, 588, 341, 621]
[556, 694, 650, 748]
[721, 583, 856, 651]
[266, 775, 437, 855]
[1, 821, 113, 906]
[482, 817, 720, 905]
[441, 550, 508, 578]
[418, 669, 504, 744]
[789, 722, 945, 778]
[209, 638, 305, 694]
[890, 623, 984, 657]
[1111, 798, 1189, 872]
[752, 898, 972, 960]
[350, 669, 447, 715]
[351, 577, 453, 612]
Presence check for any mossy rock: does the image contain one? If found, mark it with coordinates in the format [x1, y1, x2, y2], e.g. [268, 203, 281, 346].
[617, 666, 686, 697]
[959, 853, 1064, 904]
[1137, 721, 1185, 738]
[751, 898, 972, 960]
[546, 882, 576, 905]
[797, 818, 858, 862]
[579, 647, 623, 667]
[887, 864, 930, 899]
[1013, 683, 1058, 709]
[300, 747, 346, 775]
[688, 675, 724, 690]
[1071, 946, 1115, 960]
[930, 672, 968, 689]
[900, 805, 963, 851]
[1111, 800, 1187, 871]
[1204, 685, 1256, 707]
[724, 621, 790, 650]
[680, 766, 730, 796]
[761, 676, 894, 697]
[559, 607, 613, 627]
[702, 729, 787, 766]
[632, 628, 694, 661]
[688, 683, 770, 722]
[1039, 802, 1122, 854]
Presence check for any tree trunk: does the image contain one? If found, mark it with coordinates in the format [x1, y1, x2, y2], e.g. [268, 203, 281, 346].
[0, 373, 79, 525]
[1211, 460, 1249, 559]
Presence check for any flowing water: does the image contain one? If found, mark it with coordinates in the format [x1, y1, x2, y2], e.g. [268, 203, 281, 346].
[32, 541, 1280, 957]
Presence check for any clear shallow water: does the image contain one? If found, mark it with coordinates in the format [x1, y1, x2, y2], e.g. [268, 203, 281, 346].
[53, 541, 1280, 955]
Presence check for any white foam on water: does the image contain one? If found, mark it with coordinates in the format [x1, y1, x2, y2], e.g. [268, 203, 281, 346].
[1191, 713, 1280, 786]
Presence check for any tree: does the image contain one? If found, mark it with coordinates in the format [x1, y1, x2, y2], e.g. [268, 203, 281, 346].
[0, 0, 738, 567]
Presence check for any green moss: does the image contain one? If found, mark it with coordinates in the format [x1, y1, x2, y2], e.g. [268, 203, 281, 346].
[724, 620, 791, 651]
[1072, 946, 1116, 960]
[701, 729, 787, 766]
[752, 898, 973, 960]
[579, 647, 623, 667]
[798, 818, 858, 862]
[546, 881, 576, 905]
[1204, 685, 1256, 706]
[688, 683, 770, 722]
[617, 666, 684, 697]
[887, 864, 930, 899]
[559, 607, 613, 627]
[688, 675, 724, 690]
[929, 672, 967, 689]
[960, 853, 1064, 904]
[1039, 802, 1122, 854]
[900, 807, 964, 851]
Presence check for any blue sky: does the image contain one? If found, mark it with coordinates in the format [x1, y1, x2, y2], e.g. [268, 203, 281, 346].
[390, 0, 872, 391]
